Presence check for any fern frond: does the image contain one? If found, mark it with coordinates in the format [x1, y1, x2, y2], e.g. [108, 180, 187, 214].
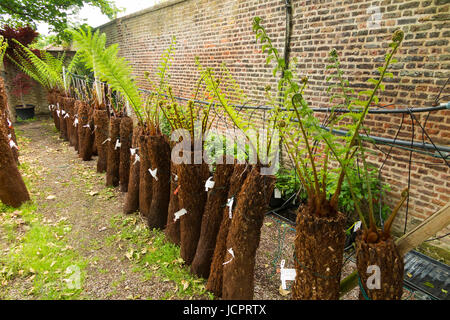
[69, 27, 144, 121]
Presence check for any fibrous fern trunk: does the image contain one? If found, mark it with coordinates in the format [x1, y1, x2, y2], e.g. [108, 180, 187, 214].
[119, 116, 133, 192]
[93, 109, 109, 173]
[106, 116, 121, 187]
[292, 205, 346, 300]
[206, 164, 250, 297]
[191, 159, 234, 279]
[165, 162, 180, 245]
[222, 165, 275, 299]
[123, 125, 142, 214]
[355, 234, 404, 300]
[147, 134, 171, 229]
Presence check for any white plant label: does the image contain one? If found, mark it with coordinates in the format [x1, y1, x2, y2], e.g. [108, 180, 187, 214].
[133, 154, 140, 165]
[73, 118, 79, 127]
[354, 221, 362, 232]
[173, 208, 187, 222]
[205, 177, 215, 191]
[56, 110, 60, 117]
[115, 139, 121, 150]
[64, 113, 70, 119]
[227, 197, 234, 219]
[274, 188, 282, 199]
[61, 110, 66, 116]
[48, 105, 52, 111]
[280, 259, 296, 290]
[130, 148, 136, 156]
[149, 168, 158, 181]
[102, 138, 111, 145]
[173, 173, 178, 181]
[222, 248, 235, 265]
[7, 119, 12, 128]
[83, 124, 90, 129]
[9, 139, 18, 149]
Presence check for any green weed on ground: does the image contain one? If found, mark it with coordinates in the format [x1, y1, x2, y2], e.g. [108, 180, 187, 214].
[108, 214, 214, 300]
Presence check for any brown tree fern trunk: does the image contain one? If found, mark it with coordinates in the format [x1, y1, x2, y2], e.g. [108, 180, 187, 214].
[206, 164, 250, 297]
[93, 109, 109, 173]
[139, 132, 152, 219]
[72, 102, 79, 153]
[222, 165, 276, 300]
[58, 95, 68, 141]
[292, 206, 346, 300]
[119, 116, 133, 192]
[191, 160, 235, 279]
[355, 235, 404, 300]
[178, 160, 210, 265]
[77, 100, 94, 161]
[106, 116, 121, 187]
[147, 134, 171, 230]
[0, 117, 30, 208]
[165, 163, 180, 245]
[123, 125, 142, 214]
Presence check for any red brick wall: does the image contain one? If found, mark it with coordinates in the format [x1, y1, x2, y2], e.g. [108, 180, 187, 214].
[98, 0, 450, 249]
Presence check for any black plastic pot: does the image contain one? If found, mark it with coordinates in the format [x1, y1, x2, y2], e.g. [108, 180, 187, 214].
[15, 104, 35, 120]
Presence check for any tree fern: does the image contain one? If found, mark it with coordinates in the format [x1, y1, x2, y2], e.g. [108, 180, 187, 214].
[68, 27, 144, 121]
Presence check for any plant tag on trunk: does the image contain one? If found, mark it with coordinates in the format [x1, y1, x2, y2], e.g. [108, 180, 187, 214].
[223, 248, 235, 265]
[205, 177, 215, 191]
[274, 188, 282, 199]
[173, 173, 178, 182]
[48, 105, 52, 111]
[115, 139, 121, 150]
[102, 138, 111, 145]
[61, 110, 66, 116]
[227, 197, 234, 219]
[83, 124, 90, 129]
[7, 119, 12, 128]
[73, 118, 79, 127]
[133, 154, 140, 165]
[9, 139, 18, 150]
[130, 148, 137, 156]
[56, 110, 60, 117]
[354, 221, 362, 232]
[173, 208, 187, 222]
[149, 168, 158, 181]
[8, 134, 11, 139]
[64, 113, 69, 119]
[280, 260, 296, 290]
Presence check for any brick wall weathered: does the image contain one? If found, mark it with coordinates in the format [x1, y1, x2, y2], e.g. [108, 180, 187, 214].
[98, 0, 450, 249]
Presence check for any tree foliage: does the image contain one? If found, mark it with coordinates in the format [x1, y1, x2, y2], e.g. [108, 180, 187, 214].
[0, 0, 120, 41]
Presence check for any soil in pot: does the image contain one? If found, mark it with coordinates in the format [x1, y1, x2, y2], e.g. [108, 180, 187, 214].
[119, 116, 133, 192]
[106, 116, 122, 187]
[77, 100, 94, 161]
[165, 163, 180, 245]
[147, 134, 171, 230]
[123, 125, 142, 214]
[93, 109, 109, 173]
[206, 163, 250, 297]
[355, 234, 404, 300]
[178, 156, 210, 265]
[222, 165, 276, 300]
[191, 158, 235, 279]
[291, 205, 346, 300]
[138, 132, 152, 219]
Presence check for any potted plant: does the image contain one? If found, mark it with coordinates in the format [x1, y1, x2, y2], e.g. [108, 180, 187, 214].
[11, 72, 35, 120]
